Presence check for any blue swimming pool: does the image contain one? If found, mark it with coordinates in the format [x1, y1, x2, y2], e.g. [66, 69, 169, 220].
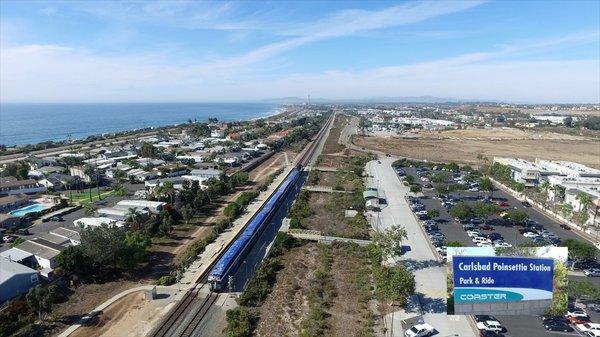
[9, 203, 48, 217]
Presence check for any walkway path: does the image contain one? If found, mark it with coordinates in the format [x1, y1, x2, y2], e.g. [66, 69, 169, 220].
[366, 158, 476, 337]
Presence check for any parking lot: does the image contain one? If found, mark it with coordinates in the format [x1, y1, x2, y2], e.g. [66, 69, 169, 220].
[394, 163, 600, 337]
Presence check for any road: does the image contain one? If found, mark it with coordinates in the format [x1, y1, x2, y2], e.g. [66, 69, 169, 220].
[366, 158, 476, 337]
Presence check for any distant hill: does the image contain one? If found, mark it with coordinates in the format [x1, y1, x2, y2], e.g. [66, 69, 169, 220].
[261, 96, 463, 104]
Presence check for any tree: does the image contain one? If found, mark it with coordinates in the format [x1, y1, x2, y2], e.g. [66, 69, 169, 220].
[138, 142, 159, 158]
[572, 211, 590, 226]
[502, 209, 528, 225]
[576, 192, 593, 212]
[540, 180, 551, 205]
[373, 225, 408, 258]
[410, 185, 422, 193]
[563, 239, 597, 265]
[558, 203, 574, 218]
[480, 178, 494, 197]
[568, 280, 600, 303]
[404, 175, 415, 184]
[563, 116, 573, 127]
[125, 207, 143, 230]
[472, 201, 500, 221]
[181, 206, 196, 224]
[224, 203, 241, 220]
[231, 171, 249, 186]
[427, 209, 440, 219]
[160, 214, 174, 236]
[446, 241, 464, 247]
[26, 285, 58, 321]
[450, 202, 474, 221]
[83, 204, 99, 216]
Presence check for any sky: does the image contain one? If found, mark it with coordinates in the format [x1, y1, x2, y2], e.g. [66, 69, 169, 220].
[1, 0, 599, 103]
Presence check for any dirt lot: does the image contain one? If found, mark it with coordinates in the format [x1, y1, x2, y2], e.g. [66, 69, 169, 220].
[68, 289, 173, 337]
[308, 170, 362, 191]
[322, 115, 349, 155]
[415, 127, 589, 140]
[355, 135, 600, 168]
[303, 192, 369, 239]
[255, 242, 374, 337]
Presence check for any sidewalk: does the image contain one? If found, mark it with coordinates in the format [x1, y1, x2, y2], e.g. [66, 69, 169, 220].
[366, 158, 476, 337]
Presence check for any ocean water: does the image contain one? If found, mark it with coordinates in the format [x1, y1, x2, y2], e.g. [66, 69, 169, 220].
[0, 102, 278, 146]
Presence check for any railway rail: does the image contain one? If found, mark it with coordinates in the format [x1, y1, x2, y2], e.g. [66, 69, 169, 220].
[147, 112, 335, 337]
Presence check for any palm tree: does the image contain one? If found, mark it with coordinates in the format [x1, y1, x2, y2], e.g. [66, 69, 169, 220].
[125, 207, 142, 230]
[540, 180, 550, 205]
[576, 192, 593, 212]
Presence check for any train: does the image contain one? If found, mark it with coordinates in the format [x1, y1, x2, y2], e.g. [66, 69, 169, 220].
[207, 167, 302, 291]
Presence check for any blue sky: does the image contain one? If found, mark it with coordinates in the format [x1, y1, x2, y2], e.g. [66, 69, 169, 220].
[1, 0, 599, 103]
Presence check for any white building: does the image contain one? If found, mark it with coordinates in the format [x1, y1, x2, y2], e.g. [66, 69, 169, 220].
[116, 200, 165, 213]
[74, 216, 125, 228]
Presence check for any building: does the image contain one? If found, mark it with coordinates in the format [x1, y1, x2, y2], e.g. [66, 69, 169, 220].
[493, 157, 548, 187]
[0, 194, 31, 213]
[115, 200, 165, 213]
[74, 216, 125, 228]
[0, 259, 39, 303]
[38, 173, 80, 190]
[50, 227, 81, 245]
[13, 238, 67, 269]
[0, 177, 46, 196]
[69, 166, 92, 183]
[189, 168, 222, 180]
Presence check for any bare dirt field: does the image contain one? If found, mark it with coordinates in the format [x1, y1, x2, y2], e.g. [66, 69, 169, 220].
[303, 192, 369, 239]
[415, 127, 590, 140]
[355, 135, 600, 169]
[68, 289, 174, 337]
[322, 115, 349, 155]
[308, 170, 362, 191]
[255, 242, 374, 337]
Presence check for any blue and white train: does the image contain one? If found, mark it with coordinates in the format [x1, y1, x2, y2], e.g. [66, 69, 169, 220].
[207, 167, 301, 291]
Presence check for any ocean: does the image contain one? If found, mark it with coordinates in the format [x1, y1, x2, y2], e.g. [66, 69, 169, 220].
[0, 102, 279, 146]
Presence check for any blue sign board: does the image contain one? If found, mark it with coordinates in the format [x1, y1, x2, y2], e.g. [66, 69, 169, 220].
[453, 255, 553, 304]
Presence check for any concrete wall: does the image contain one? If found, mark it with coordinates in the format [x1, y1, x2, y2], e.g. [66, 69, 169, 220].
[454, 299, 552, 315]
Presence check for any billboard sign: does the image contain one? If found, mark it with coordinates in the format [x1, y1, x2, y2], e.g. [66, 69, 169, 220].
[453, 255, 553, 304]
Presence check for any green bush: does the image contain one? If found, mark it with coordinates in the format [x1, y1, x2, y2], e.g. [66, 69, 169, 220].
[157, 275, 176, 286]
[224, 307, 252, 337]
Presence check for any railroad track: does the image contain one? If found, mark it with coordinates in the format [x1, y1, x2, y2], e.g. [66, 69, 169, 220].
[147, 112, 335, 337]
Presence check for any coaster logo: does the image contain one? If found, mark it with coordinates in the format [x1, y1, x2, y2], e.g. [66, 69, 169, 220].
[460, 293, 506, 301]
[454, 289, 524, 303]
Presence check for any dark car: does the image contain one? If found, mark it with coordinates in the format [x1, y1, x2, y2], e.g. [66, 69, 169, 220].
[478, 224, 494, 231]
[521, 201, 531, 207]
[16, 228, 30, 235]
[470, 218, 484, 225]
[479, 331, 504, 337]
[544, 320, 574, 332]
[50, 216, 64, 222]
[475, 315, 498, 323]
[560, 224, 571, 230]
[540, 315, 568, 323]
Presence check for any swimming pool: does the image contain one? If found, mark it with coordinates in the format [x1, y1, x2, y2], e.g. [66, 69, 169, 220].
[9, 203, 49, 217]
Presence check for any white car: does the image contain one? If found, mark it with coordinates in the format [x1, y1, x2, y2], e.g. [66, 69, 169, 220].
[467, 230, 482, 237]
[567, 309, 588, 317]
[476, 320, 504, 332]
[586, 331, 600, 337]
[584, 268, 600, 277]
[577, 323, 600, 333]
[595, 243, 600, 250]
[404, 323, 434, 337]
[523, 232, 538, 238]
[494, 242, 513, 248]
[476, 242, 493, 247]
[472, 237, 491, 244]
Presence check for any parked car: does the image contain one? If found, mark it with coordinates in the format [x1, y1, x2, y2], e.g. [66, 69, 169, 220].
[15, 228, 30, 235]
[470, 218, 484, 225]
[404, 323, 434, 337]
[576, 323, 600, 333]
[541, 315, 568, 323]
[586, 331, 600, 337]
[544, 320, 574, 332]
[476, 320, 504, 332]
[478, 224, 494, 231]
[566, 308, 589, 318]
[475, 315, 499, 323]
[560, 224, 571, 230]
[567, 316, 591, 324]
[2, 235, 14, 243]
[521, 201, 531, 207]
[584, 268, 600, 277]
[50, 216, 64, 222]
[523, 232, 538, 238]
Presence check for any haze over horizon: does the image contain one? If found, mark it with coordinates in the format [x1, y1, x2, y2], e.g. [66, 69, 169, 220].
[1, 0, 599, 104]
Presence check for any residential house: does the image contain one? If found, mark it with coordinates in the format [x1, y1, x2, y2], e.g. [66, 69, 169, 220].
[0, 259, 39, 303]
[0, 177, 46, 196]
[13, 238, 67, 269]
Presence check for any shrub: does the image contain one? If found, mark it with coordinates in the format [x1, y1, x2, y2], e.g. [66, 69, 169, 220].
[224, 307, 252, 337]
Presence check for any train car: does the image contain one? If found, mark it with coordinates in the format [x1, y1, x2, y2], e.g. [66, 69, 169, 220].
[208, 167, 301, 291]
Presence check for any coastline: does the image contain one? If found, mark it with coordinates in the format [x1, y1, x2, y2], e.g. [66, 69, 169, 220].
[0, 104, 286, 163]
[0, 102, 281, 147]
